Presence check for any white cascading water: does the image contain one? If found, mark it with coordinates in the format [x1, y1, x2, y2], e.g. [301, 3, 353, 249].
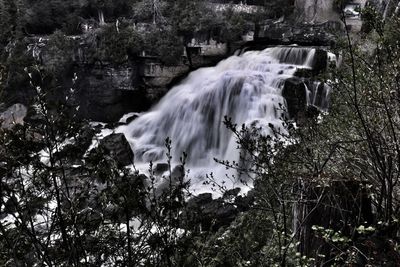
[98, 10, 105, 25]
[307, 82, 331, 111]
[117, 46, 325, 194]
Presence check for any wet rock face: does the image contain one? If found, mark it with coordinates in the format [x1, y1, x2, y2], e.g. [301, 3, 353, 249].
[312, 49, 328, 74]
[10, 37, 189, 123]
[74, 64, 150, 122]
[283, 77, 331, 120]
[290, 48, 328, 75]
[140, 62, 190, 88]
[281, 48, 329, 119]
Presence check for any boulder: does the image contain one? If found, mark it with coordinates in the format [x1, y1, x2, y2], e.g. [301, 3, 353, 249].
[294, 68, 314, 78]
[201, 200, 238, 231]
[98, 133, 134, 166]
[223, 188, 241, 200]
[282, 77, 308, 119]
[153, 163, 169, 176]
[0, 103, 27, 129]
[171, 165, 185, 179]
[125, 114, 139, 124]
[187, 193, 213, 208]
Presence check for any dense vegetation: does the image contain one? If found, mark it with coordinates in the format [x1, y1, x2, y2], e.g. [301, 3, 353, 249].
[0, 0, 291, 108]
[0, 0, 288, 58]
[2, 0, 400, 266]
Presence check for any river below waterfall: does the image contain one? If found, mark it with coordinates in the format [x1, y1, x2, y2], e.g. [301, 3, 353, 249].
[116, 46, 326, 195]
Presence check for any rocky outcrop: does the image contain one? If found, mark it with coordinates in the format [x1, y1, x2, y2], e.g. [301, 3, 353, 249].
[12, 16, 337, 124]
[74, 63, 150, 122]
[141, 62, 189, 88]
[138, 58, 190, 100]
[257, 21, 342, 47]
[282, 77, 331, 120]
[20, 35, 232, 122]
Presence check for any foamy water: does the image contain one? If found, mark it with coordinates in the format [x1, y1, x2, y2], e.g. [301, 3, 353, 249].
[116, 46, 325, 195]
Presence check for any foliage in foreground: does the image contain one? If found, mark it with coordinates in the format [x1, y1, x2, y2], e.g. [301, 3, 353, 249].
[0, 66, 194, 266]
[3, 5, 400, 267]
[187, 12, 400, 266]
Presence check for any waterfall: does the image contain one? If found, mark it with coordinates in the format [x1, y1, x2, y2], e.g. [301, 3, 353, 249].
[270, 46, 316, 67]
[307, 82, 331, 111]
[117, 47, 327, 194]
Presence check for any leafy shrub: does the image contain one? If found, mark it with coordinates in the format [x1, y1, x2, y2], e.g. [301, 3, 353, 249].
[96, 24, 144, 63]
[143, 27, 183, 66]
[220, 8, 251, 43]
[23, 0, 82, 34]
[3, 40, 35, 104]
[44, 30, 74, 77]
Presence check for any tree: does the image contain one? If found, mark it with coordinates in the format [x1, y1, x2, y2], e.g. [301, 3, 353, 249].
[80, 0, 137, 23]
[22, 0, 81, 34]
[219, 7, 250, 51]
[132, 0, 167, 25]
[141, 26, 183, 65]
[183, 10, 400, 266]
[44, 30, 74, 77]
[332, 14, 400, 224]
[0, 67, 196, 266]
[95, 23, 144, 64]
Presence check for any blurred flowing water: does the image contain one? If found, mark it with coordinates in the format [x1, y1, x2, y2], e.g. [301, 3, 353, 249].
[117, 46, 326, 194]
